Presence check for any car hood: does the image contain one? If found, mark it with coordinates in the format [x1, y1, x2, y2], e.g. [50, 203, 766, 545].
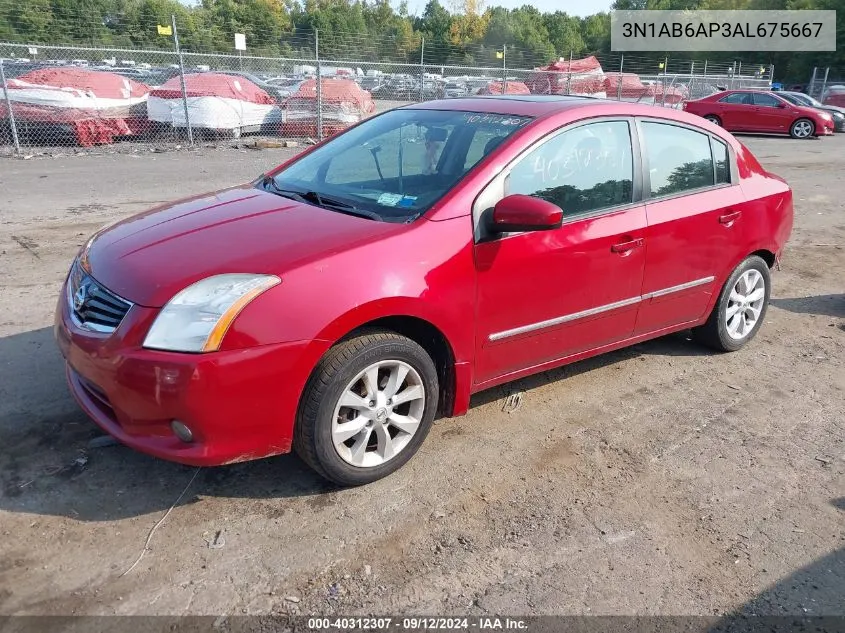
[84, 185, 405, 307]
[821, 105, 845, 116]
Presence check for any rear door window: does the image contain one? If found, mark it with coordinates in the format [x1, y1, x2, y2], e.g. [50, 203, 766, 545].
[641, 121, 715, 198]
[719, 93, 751, 105]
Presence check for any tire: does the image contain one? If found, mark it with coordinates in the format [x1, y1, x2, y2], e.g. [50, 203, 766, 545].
[692, 255, 771, 352]
[704, 115, 722, 126]
[294, 329, 439, 486]
[790, 118, 815, 139]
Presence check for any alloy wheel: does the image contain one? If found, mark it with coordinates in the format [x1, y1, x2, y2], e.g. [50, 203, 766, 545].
[724, 269, 766, 340]
[331, 360, 426, 468]
[792, 120, 813, 138]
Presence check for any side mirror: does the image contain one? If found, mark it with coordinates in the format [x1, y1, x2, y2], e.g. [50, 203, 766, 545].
[776, 101, 786, 108]
[491, 194, 563, 233]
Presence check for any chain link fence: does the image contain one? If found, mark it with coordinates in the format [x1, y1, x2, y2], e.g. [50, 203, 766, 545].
[1, 35, 774, 156]
[807, 67, 845, 106]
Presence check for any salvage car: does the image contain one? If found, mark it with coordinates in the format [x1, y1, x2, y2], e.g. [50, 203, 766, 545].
[56, 95, 794, 485]
[683, 89, 834, 138]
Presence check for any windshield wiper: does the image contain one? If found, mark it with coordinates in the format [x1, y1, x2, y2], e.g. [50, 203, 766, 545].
[262, 177, 383, 221]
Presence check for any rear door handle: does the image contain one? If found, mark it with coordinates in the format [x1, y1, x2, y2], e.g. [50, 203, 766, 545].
[611, 238, 644, 254]
[719, 211, 741, 225]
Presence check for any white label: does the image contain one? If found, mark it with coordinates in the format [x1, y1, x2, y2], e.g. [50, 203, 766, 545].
[377, 193, 403, 207]
[234, 33, 246, 51]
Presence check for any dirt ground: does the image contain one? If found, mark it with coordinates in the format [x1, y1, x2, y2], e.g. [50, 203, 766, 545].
[0, 134, 842, 620]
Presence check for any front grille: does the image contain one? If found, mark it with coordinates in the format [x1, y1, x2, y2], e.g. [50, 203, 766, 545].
[67, 260, 133, 333]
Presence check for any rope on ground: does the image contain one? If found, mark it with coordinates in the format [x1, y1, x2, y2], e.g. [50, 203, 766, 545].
[120, 467, 201, 577]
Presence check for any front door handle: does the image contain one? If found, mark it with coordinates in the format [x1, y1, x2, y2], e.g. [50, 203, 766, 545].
[719, 211, 742, 225]
[611, 237, 644, 254]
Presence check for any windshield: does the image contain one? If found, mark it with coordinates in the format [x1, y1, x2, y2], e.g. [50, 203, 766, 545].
[784, 92, 823, 107]
[269, 109, 533, 222]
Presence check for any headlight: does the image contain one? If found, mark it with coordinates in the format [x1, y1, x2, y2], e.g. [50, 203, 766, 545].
[143, 274, 281, 352]
[820, 112, 832, 120]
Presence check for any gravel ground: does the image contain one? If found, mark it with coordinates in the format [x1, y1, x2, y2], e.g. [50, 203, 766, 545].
[0, 134, 842, 620]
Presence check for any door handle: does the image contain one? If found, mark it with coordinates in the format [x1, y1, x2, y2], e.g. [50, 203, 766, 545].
[611, 237, 644, 253]
[719, 211, 741, 225]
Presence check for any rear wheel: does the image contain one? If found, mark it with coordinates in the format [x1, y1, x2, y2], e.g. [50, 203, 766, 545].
[704, 114, 722, 126]
[790, 118, 815, 139]
[294, 330, 439, 486]
[693, 255, 771, 352]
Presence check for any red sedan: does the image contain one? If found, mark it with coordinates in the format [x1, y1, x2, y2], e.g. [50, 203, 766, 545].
[55, 96, 793, 485]
[683, 89, 834, 138]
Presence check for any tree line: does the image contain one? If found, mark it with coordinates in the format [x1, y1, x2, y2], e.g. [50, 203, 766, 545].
[0, 0, 841, 81]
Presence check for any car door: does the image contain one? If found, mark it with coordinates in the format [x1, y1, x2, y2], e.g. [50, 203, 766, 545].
[751, 92, 791, 133]
[634, 119, 746, 335]
[718, 92, 757, 130]
[473, 118, 647, 386]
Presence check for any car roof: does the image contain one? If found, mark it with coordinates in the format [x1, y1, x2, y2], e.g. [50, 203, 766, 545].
[405, 95, 622, 117]
[404, 95, 720, 122]
[721, 89, 778, 94]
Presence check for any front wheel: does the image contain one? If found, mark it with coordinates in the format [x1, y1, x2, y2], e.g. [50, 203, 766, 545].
[790, 118, 815, 139]
[294, 330, 439, 486]
[692, 255, 771, 352]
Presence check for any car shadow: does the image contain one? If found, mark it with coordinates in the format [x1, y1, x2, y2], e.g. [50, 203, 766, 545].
[0, 325, 777, 523]
[731, 132, 823, 141]
[706, 498, 845, 630]
[0, 327, 337, 523]
[470, 330, 708, 410]
[770, 294, 845, 319]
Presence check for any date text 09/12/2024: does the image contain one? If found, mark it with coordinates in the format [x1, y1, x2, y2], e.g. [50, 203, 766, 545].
[306, 617, 529, 630]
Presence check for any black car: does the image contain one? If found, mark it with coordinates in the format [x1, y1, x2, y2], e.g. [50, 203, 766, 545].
[779, 91, 845, 132]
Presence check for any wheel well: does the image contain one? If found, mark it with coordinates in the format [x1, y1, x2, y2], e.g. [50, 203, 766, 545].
[751, 249, 776, 268]
[347, 316, 456, 417]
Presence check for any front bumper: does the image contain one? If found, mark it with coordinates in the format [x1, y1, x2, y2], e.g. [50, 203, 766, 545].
[55, 277, 330, 466]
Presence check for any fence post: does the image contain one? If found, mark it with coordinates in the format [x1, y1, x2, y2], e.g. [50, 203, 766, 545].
[768, 64, 775, 87]
[501, 45, 507, 94]
[617, 55, 623, 101]
[688, 60, 695, 101]
[172, 14, 193, 146]
[661, 56, 668, 107]
[737, 60, 742, 81]
[315, 30, 322, 141]
[0, 58, 21, 154]
[819, 67, 830, 103]
[419, 37, 425, 102]
[566, 50, 573, 95]
[809, 66, 817, 97]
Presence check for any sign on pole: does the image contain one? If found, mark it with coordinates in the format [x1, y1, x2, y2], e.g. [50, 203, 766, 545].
[28, 47, 38, 55]
[234, 33, 246, 51]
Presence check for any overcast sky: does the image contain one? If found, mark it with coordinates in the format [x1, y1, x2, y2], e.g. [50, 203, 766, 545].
[402, 0, 613, 18]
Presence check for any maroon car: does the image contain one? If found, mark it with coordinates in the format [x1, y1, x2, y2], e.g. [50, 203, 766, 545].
[683, 89, 834, 139]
